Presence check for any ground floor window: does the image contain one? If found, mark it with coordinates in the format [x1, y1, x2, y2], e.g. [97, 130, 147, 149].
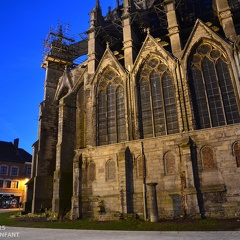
[0, 196, 19, 209]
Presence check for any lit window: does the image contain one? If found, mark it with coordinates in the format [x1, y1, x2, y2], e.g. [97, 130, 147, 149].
[188, 42, 240, 129]
[11, 181, 19, 189]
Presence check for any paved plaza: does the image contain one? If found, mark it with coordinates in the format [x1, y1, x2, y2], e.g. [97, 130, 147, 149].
[0, 227, 239, 240]
[1, 210, 240, 240]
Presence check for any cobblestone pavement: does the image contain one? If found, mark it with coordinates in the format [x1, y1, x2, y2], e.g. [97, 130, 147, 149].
[0, 227, 240, 240]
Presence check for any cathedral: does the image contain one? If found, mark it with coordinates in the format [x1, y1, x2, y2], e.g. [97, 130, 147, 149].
[27, 0, 240, 221]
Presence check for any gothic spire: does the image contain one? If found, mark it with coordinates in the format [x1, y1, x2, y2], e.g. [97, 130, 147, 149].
[123, 0, 129, 14]
[96, 0, 100, 9]
[123, 0, 136, 14]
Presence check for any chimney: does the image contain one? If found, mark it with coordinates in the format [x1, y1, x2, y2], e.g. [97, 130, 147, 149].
[14, 138, 19, 149]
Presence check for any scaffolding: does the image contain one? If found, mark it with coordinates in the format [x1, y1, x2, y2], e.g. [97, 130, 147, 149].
[41, 0, 240, 69]
[42, 21, 88, 69]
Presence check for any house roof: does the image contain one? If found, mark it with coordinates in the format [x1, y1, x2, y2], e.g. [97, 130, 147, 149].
[0, 140, 32, 163]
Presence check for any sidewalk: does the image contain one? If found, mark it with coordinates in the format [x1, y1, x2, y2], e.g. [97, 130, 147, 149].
[1, 227, 240, 240]
[0, 208, 23, 213]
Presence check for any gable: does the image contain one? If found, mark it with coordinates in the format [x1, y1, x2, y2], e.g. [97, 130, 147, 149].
[91, 47, 126, 88]
[181, 19, 233, 64]
[132, 34, 175, 77]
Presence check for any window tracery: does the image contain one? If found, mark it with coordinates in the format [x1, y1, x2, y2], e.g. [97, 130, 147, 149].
[97, 70, 126, 145]
[189, 42, 240, 129]
[139, 57, 179, 138]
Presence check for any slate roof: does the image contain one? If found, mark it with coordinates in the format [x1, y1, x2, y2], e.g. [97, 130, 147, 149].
[0, 140, 32, 163]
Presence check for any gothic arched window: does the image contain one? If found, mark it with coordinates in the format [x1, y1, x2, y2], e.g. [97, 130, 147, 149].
[233, 141, 240, 167]
[88, 162, 96, 182]
[188, 42, 240, 129]
[137, 156, 144, 177]
[105, 160, 116, 181]
[201, 146, 215, 170]
[139, 58, 179, 138]
[97, 70, 126, 145]
[164, 152, 177, 175]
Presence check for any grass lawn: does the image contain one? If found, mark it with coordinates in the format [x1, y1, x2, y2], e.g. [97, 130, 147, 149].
[0, 211, 240, 231]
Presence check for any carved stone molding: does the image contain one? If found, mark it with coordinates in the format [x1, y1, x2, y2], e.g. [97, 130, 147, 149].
[123, 39, 133, 48]
[219, 10, 232, 20]
[168, 26, 179, 36]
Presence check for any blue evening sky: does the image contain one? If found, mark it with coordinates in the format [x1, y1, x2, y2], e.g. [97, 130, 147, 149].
[0, 1, 116, 154]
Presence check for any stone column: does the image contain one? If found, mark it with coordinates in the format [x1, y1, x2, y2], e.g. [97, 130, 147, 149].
[52, 95, 75, 214]
[122, 0, 139, 71]
[180, 138, 201, 217]
[214, 0, 237, 41]
[71, 152, 82, 220]
[165, 0, 182, 58]
[87, 2, 104, 75]
[147, 182, 158, 222]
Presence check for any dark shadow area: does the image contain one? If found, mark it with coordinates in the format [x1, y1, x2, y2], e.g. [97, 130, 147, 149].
[190, 138, 206, 219]
[125, 147, 134, 213]
[169, 194, 182, 218]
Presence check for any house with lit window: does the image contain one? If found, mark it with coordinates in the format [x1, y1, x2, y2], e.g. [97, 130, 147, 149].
[29, 0, 240, 221]
[0, 139, 32, 208]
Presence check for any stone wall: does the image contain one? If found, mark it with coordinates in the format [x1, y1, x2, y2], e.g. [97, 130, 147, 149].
[72, 124, 240, 219]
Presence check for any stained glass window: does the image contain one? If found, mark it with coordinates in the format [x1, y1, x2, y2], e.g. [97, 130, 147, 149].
[116, 86, 126, 143]
[98, 70, 126, 145]
[139, 58, 179, 138]
[189, 43, 240, 129]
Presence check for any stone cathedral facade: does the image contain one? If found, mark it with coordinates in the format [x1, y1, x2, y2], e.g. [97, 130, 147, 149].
[27, 0, 240, 221]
